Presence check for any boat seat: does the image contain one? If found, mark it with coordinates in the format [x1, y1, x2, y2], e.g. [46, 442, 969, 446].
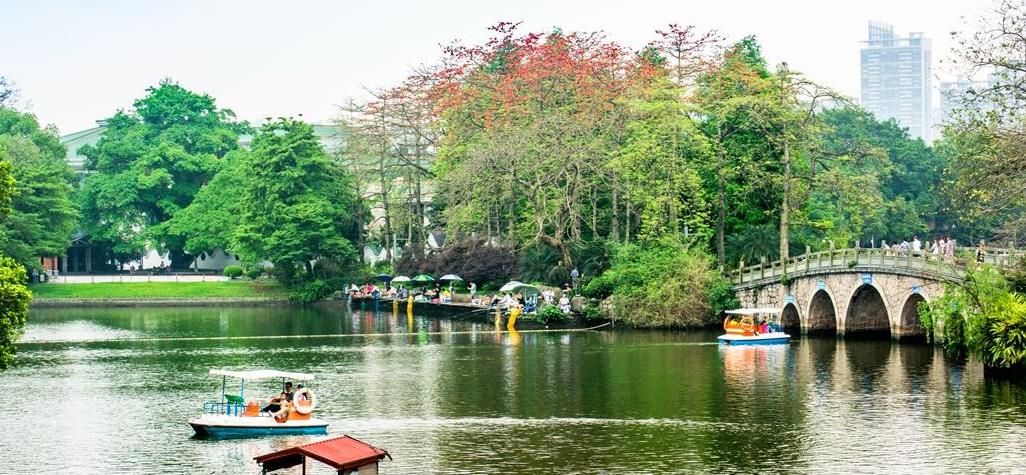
[224, 394, 245, 416]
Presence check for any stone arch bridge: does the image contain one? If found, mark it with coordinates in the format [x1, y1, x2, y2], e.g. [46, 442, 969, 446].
[729, 247, 1020, 340]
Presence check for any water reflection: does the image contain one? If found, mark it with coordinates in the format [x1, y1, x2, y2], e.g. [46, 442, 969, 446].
[5, 306, 1026, 473]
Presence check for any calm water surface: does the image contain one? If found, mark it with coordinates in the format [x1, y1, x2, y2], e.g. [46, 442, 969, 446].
[2, 304, 1025, 474]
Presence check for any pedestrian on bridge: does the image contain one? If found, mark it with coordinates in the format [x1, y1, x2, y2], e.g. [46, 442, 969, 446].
[976, 240, 987, 264]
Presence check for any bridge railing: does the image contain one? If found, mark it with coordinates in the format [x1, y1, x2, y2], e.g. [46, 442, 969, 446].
[729, 247, 1025, 287]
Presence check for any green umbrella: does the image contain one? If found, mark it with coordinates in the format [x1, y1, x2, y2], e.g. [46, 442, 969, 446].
[411, 274, 435, 286]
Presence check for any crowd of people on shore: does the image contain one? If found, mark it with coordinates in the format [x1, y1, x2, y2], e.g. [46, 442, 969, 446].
[345, 280, 574, 314]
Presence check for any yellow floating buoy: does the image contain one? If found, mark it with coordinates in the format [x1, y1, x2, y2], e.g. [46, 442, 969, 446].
[507, 306, 522, 331]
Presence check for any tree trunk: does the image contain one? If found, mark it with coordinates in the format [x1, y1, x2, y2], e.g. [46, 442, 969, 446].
[379, 171, 394, 264]
[508, 199, 515, 244]
[610, 175, 620, 241]
[780, 137, 791, 261]
[716, 138, 726, 266]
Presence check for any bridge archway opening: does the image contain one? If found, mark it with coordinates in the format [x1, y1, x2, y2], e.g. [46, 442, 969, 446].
[845, 285, 891, 338]
[807, 290, 837, 335]
[782, 303, 800, 333]
[899, 293, 927, 342]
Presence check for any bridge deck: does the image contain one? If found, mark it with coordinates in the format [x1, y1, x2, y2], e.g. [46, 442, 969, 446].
[729, 247, 1020, 290]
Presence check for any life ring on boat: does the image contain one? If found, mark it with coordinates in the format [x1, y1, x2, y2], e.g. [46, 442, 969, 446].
[293, 388, 317, 415]
[738, 316, 755, 336]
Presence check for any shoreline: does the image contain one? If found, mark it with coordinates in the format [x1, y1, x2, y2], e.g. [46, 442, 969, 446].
[30, 297, 294, 308]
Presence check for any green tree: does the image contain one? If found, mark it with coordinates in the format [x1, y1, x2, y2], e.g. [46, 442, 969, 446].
[0, 139, 30, 370]
[78, 80, 247, 267]
[158, 150, 247, 257]
[0, 255, 30, 370]
[0, 109, 78, 269]
[232, 118, 360, 281]
[696, 36, 778, 265]
[616, 76, 710, 242]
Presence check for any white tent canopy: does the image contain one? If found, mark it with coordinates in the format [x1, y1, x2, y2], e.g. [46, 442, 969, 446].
[209, 369, 315, 380]
[724, 308, 781, 315]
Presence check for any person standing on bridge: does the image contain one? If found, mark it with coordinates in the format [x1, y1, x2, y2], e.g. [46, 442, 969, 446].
[976, 240, 987, 265]
[912, 236, 922, 257]
[946, 237, 956, 261]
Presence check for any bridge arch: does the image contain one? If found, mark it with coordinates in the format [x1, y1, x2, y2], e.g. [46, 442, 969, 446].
[805, 289, 837, 334]
[844, 284, 891, 337]
[897, 292, 928, 341]
[782, 303, 801, 333]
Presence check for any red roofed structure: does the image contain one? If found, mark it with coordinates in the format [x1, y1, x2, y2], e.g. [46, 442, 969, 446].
[254, 435, 391, 474]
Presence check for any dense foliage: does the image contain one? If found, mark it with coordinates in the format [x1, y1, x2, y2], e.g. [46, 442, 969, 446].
[232, 119, 361, 283]
[584, 237, 732, 328]
[0, 109, 77, 269]
[920, 266, 1026, 371]
[395, 238, 517, 288]
[0, 255, 30, 370]
[79, 81, 248, 267]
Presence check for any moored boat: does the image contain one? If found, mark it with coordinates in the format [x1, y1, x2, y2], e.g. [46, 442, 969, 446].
[717, 308, 790, 345]
[188, 369, 329, 438]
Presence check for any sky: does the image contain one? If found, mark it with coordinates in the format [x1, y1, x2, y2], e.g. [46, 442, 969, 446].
[0, 0, 993, 134]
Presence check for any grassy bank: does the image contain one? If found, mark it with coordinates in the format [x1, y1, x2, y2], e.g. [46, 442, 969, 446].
[30, 281, 287, 299]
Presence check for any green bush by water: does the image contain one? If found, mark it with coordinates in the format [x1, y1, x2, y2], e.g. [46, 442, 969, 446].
[222, 265, 243, 279]
[920, 265, 1026, 372]
[586, 237, 732, 328]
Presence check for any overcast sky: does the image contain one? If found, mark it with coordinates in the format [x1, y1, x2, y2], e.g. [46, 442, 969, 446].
[1, 0, 992, 134]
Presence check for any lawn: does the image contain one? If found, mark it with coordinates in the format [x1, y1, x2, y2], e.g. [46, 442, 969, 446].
[30, 281, 288, 299]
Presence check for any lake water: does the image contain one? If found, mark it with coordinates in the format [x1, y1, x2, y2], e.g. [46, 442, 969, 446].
[3, 304, 1025, 473]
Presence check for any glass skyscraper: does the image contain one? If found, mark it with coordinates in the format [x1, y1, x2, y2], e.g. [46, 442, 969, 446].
[860, 22, 932, 141]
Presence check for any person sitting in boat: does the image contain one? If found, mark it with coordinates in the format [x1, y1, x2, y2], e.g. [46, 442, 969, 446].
[261, 382, 294, 415]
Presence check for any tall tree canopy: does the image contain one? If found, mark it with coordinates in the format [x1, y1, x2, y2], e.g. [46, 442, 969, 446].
[0, 108, 77, 269]
[78, 80, 248, 267]
[0, 110, 31, 369]
[232, 118, 361, 280]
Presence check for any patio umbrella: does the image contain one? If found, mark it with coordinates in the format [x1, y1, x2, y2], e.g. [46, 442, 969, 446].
[438, 274, 463, 282]
[499, 281, 540, 296]
[375, 273, 393, 282]
[391, 275, 411, 284]
[411, 274, 435, 286]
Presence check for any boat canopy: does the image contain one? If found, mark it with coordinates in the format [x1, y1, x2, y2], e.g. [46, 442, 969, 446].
[209, 369, 315, 380]
[724, 308, 781, 315]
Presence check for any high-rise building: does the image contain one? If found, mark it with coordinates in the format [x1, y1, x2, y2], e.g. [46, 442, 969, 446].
[860, 21, 932, 141]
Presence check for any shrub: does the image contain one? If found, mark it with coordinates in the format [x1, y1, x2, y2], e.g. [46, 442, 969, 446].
[0, 256, 31, 370]
[536, 304, 568, 324]
[594, 236, 727, 328]
[921, 266, 1026, 372]
[288, 279, 333, 303]
[245, 267, 262, 280]
[222, 265, 243, 279]
[581, 275, 614, 299]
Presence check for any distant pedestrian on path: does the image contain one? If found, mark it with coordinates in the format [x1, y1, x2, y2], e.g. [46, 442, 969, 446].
[570, 267, 580, 289]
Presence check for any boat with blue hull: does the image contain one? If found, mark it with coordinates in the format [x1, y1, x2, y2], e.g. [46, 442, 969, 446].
[188, 369, 328, 439]
[717, 308, 791, 345]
